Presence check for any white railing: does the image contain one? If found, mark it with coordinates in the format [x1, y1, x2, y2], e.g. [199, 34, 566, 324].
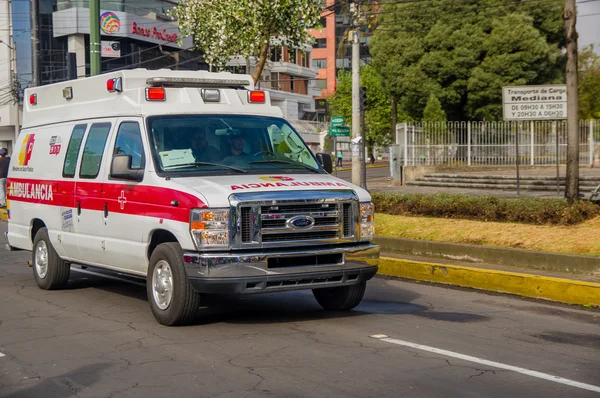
[394, 120, 599, 166]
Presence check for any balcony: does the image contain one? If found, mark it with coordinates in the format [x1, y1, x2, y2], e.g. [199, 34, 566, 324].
[270, 62, 318, 79]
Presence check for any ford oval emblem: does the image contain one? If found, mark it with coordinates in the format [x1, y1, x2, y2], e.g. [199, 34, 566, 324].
[287, 216, 315, 230]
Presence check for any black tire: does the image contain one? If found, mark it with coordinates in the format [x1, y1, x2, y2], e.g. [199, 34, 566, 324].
[312, 281, 367, 311]
[147, 242, 201, 326]
[32, 227, 70, 290]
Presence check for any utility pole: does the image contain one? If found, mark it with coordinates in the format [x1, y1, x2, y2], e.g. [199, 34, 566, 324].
[90, 0, 101, 76]
[6, 0, 20, 141]
[564, 0, 579, 203]
[30, 0, 40, 86]
[350, 1, 362, 187]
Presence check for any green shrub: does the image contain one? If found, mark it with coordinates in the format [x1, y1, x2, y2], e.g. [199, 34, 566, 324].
[371, 193, 600, 225]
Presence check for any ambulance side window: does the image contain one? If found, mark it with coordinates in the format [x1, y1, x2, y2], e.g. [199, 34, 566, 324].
[113, 122, 145, 169]
[79, 123, 111, 179]
[62, 124, 87, 178]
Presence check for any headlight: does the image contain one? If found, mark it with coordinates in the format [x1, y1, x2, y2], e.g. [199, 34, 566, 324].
[360, 202, 375, 241]
[190, 208, 230, 250]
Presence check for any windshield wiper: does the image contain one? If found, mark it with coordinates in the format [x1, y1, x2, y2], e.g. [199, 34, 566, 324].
[163, 162, 248, 173]
[248, 160, 320, 173]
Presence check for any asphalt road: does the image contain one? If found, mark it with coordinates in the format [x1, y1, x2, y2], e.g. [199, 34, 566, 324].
[1, 244, 599, 397]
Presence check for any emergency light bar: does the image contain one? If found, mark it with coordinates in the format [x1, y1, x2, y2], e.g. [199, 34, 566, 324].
[146, 77, 252, 88]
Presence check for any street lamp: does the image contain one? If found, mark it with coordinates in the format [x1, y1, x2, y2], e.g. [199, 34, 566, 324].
[0, 39, 20, 142]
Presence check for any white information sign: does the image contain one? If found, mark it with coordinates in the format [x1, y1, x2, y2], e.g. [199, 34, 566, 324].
[502, 85, 567, 121]
[159, 149, 196, 168]
[101, 41, 121, 58]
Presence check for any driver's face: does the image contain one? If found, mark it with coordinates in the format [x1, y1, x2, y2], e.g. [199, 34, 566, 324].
[230, 137, 245, 151]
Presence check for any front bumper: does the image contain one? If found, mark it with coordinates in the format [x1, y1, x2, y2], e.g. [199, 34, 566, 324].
[183, 243, 379, 294]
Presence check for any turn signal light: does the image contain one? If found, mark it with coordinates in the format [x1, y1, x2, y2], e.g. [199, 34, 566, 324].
[248, 90, 265, 103]
[146, 87, 166, 101]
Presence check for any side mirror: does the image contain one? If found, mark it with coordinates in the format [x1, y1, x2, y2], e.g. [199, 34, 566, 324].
[110, 155, 144, 181]
[316, 153, 333, 174]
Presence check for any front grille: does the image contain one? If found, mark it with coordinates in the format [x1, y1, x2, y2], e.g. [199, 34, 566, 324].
[241, 207, 252, 243]
[235, 197, 357, 248]
[262, 231, 338, 242]
[261, 204, 336, 214]
[343, 203, 352, 237]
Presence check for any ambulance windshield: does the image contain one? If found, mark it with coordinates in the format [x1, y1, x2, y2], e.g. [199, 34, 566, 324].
[147, 115, 322, 175]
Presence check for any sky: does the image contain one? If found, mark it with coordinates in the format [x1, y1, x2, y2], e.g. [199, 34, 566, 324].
[578, 0, 600, 52]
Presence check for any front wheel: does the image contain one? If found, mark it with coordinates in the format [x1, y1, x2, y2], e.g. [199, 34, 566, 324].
[312, 281, 366, 311]
[32, 227, 70, 290]
[147, 242, 201, 326]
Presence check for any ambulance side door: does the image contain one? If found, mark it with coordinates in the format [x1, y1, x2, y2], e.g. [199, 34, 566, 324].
[57, 123, 88, 260]
[74, 121, 113, 266]
[101, 119, 148, 274]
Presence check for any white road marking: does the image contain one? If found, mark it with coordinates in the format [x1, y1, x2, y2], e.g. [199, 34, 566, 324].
[0, 352, 5, 358]
[371, 335, 600, 394]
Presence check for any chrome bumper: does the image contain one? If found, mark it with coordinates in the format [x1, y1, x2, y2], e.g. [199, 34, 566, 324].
[183, 243, 379, 294]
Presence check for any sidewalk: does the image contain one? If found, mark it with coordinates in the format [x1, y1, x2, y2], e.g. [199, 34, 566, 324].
[335, 160, 389, 172]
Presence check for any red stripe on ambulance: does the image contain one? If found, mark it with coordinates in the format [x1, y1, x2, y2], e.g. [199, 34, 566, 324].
[7, 178, 206, 223]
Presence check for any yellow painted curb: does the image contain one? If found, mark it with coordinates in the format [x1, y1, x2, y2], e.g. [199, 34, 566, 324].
[0, 209, 6, 222]
[380, 257, 600, 307]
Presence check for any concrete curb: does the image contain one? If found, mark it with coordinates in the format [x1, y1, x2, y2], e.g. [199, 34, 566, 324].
[379, 256, 600, 307]
[374, 237, 600, 278]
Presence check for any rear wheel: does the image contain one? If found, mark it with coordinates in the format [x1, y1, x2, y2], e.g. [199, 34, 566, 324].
[147, 242, 201, 326]
[32, 227, 70, 290]
[312, 281, 366, 311]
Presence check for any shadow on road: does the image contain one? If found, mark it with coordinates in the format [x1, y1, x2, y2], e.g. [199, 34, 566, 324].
[61, 270, 490, 326]
[2, 363, 111, 398]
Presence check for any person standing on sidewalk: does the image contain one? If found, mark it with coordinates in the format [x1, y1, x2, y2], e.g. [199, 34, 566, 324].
[337, 150, 343, 168]
[0, 149, 9, 208]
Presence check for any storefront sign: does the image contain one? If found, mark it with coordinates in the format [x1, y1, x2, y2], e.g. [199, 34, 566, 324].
[131, 22, 178, 43]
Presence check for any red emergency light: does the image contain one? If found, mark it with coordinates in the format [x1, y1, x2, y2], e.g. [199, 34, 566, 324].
[146, 87, 166, 101]
[29, 94, 37, 105]
[107, 77, 123, 92]
[248, 90, 265, 103]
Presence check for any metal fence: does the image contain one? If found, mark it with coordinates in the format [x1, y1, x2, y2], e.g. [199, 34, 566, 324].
[394, 120, 600, 166]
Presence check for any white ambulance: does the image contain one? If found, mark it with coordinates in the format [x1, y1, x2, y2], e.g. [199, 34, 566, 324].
[6, 69, 379, 326]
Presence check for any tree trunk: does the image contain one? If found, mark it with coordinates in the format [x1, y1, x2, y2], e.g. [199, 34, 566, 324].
[252, 39, 271, 85]
[564, 0, 579, 203]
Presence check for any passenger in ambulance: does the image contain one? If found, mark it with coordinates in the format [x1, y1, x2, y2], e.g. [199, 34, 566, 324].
[190, 127, 220, 163]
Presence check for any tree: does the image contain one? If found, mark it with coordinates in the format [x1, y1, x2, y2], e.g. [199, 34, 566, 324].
[578, 45, 600, 120]
[171, 0, 323, 84]
[327, 65, 410, 157]
[370, 0, 565, 121]
[422, 93, 447, 123]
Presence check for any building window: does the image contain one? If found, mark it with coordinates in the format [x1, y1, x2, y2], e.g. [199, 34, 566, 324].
[270, 47, 282, 62]
[288, 49, 297, 64]
[336, 58, 351, 69]
[313, 38, 327, 49]
[298, 51, 310, 68]
[315, 79, 327, 89]
[290, 76, 295, 92]
[313, 59, 327, 69]
[320, 17, 327, 27]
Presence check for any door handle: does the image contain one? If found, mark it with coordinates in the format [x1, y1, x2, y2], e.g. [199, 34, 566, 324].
[77, 201, 81, 216]
[104, 203, 108, 218]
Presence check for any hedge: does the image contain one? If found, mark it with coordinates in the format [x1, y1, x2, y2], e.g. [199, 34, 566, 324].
[371, 193, 600, 225]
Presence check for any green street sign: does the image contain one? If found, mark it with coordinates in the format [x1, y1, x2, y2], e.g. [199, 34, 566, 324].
[329, 126, 350, 136]
[331, 116, 345, 126]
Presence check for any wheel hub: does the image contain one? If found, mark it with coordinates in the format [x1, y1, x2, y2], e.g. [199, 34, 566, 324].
[152, 260, 173, 310]
[35, 241, 49, 279]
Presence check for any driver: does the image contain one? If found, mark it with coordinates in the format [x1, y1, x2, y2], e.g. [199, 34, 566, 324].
[221, 130, 249, 159]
